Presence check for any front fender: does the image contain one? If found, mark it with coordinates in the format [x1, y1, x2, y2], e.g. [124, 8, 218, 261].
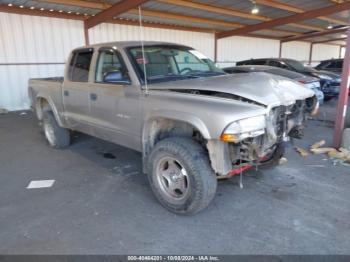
[143, 109, 211, 139]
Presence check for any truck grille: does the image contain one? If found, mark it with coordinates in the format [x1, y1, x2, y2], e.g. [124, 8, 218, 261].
[270, 106, 287, 141]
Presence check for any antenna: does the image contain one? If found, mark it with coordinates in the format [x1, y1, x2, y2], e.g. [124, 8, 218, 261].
[138, 6, 148, 96]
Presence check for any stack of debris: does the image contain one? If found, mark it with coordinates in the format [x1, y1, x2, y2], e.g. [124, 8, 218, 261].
[295, 140, 350, 166]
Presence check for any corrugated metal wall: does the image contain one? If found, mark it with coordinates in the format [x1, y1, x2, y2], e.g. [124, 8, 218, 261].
[312, 44, 340, 62]
[0, 13, 85, 111]
[216, 36, 280, 68]
[89, 23, 215, 60]
[0, 12, 344, 111]
[281, 41, 311, 62]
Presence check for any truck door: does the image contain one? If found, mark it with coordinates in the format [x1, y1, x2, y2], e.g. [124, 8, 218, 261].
[89, 47, 142, 151]
[62, 48, 94, 132]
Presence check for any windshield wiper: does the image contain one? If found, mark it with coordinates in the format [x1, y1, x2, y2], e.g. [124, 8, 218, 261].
[147, 74, 198, 82]
[184, 71, 225, 77]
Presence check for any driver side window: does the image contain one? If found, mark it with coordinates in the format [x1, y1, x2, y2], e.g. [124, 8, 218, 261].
[95, 49, 129, 83]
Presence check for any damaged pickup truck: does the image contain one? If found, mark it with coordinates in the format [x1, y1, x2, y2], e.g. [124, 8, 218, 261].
[28, 41, 318, 214]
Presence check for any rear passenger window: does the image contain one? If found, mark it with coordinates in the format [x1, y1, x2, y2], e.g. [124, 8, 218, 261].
[251, 60, 267, 65]
[69, 49, 93, 82]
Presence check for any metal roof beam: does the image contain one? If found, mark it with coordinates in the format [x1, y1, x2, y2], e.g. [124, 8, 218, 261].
[281, 27, 348, 42]
[255, 0, 347, 25]
[158, 0, 324, 32]
[216, 2, 350, 39]
[108, 18, 216, 33]
[33, 0, 302, 37]
[127, 9, 300, 36]
[312, 37, 347, 44]
[85, 0, 149, 29]
[37, 0, 107, 9]
[0, 4, 84, 20]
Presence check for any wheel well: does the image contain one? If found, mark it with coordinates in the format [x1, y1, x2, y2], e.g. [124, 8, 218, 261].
[35, 97, 51, 120]
[142, 118, 206, 172]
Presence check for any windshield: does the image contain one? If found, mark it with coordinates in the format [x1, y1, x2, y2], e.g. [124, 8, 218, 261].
[284, 59, 311, 72]
[128, 45, 225, 83]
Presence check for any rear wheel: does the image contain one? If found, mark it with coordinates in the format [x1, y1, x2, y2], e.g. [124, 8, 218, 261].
[42, 111, 70, 149]
[147, 137, 217, 215]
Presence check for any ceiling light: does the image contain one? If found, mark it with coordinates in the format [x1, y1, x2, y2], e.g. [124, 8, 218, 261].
[30, 6, 35, 10]
[8, 3, 13, 7]
[327, 24, 333, 29]
[40, 8, 44, 11]
[92, 14, 95, 16]
[251, 4, 259, 14]
[49, 9, 53, 12]
[341, 34, 347, 38]
[19, 5, 24, 8]
[76, 12, 80, 15]
[59, 10, 63, 13]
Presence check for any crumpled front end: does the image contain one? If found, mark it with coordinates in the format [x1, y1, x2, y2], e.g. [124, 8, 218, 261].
[208, 95, 318, 176]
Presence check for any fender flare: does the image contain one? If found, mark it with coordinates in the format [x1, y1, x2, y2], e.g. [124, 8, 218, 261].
[35, 95, 64, 127]
[142, 110, 211, 142]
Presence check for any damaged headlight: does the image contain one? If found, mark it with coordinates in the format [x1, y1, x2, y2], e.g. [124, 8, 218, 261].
[220, 115, 266, 143]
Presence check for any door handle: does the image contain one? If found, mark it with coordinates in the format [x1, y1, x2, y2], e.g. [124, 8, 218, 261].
[64, 90, 69, 96]
[90, 93, 97, 101]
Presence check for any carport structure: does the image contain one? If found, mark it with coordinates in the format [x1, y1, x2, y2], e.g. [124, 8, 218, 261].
[0, 0, 350, 147]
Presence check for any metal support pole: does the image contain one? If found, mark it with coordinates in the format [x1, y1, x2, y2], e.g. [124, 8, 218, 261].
[84, 20, 90, 46]
[308, 43, 313, 65]
[333, 25, 350, 148]
[339, 45, 342, 59]
[214, 35, 218, 63]
[279, 41, 282, 58]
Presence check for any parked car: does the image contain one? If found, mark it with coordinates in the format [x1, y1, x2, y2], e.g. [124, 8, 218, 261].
[28, 41, 317, 214]
[237, 58, 341, 100]
[315, 58, 343, 74]
[223, 65, 324, 104]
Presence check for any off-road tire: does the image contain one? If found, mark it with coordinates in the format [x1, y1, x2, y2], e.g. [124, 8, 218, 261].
[42, 111, 70, 149]
[147, 137, 217, 215]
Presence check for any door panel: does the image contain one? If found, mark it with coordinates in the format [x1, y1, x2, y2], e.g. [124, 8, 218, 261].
[62, 49, 93, 133]
[89, 83, 141, 151]
[89, 48, 142, 151]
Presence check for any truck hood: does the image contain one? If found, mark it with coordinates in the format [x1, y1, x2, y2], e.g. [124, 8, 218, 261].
[149, 72, 314, 107]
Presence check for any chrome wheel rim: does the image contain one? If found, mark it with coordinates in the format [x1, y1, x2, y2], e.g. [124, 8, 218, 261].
[156, 157, 190, 201]
[44, 121, 56, 146]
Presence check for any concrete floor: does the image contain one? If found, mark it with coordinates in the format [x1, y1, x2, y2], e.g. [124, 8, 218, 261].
[0, 102, 350, 255]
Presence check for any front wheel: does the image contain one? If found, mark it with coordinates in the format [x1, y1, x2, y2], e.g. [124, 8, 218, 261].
[147, 137, 217, 215]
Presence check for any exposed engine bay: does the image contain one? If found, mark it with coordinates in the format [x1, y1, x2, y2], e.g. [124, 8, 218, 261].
[228, 95, 318, 168]
[200, 93, 319, 176]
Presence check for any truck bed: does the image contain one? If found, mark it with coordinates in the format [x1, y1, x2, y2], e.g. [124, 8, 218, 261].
[28, 77, 65, 118]
[30, 77, 64, 82]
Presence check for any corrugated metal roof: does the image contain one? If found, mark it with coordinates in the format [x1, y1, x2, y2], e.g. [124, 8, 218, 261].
[0, 0, 348, 43]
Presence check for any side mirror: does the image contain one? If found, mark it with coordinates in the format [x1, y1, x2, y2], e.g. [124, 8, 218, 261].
[103, 70, 130, 84]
